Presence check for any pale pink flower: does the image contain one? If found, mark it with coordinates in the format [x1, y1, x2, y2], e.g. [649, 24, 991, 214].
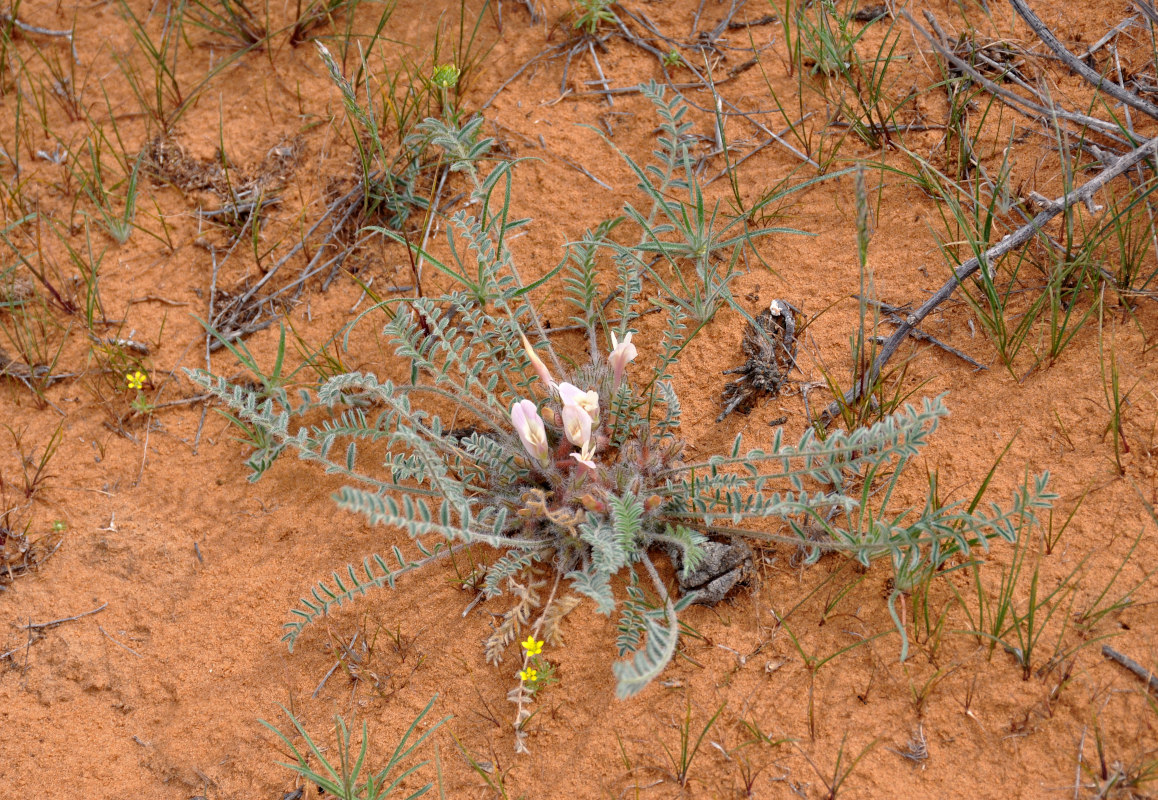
[571, 440, 598, 473]
[510, 399, 549, 465]
[557, 382, 599, 426]
[519, 332, 554, 387]
[609, 332, 637, 387]
[560, 401, 592, 448]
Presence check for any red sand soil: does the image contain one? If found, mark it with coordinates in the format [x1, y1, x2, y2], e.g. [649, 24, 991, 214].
[1, 0, 1157, 797]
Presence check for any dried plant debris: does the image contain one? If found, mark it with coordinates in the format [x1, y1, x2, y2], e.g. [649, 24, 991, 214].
[853, 4, 890, 23]
[950, 34, 1030, 83]
[0, 345, 63, 388]
[540, 594, 582, 646]
[671, 539, 753, 605]
[205, 286, 270, 340]
[484, 577, 543, 665]
[0, 274, 33, 305]
[0, 346, 33, 380]
[140, 135, 299, 204]
[890, 725, 929, 764]
[718, 300, 800, 422]
[857, 296, 986, 370]
[1127, 71, 1158, 100]
[0, 525, 63, 587]
[140, 136, 228, 193]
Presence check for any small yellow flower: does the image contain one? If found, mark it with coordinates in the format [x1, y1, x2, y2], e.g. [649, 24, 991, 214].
[518, 667, 538, 683]
[126, 370, 147, 390]
[520, 636, 544, 656]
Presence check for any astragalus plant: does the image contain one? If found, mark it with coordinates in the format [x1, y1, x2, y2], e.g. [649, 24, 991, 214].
[186, 83, 1054, 753]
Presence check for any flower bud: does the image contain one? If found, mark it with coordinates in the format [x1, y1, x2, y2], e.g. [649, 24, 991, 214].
[609, 331, 638, 388]
[578, 493, 607, 513]
[510, 399, 550, 465]
[520, 332, 554, 388]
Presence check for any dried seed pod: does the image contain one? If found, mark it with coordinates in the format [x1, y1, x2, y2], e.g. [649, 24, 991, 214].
[717, 300, 800, 422]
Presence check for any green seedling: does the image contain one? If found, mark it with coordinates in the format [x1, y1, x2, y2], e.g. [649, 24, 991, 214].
[571, 0, 617, 35]
[1042, 484, 1088, 554]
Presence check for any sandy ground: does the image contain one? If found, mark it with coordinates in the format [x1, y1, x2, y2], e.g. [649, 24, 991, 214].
[1, 0, 1157, 797]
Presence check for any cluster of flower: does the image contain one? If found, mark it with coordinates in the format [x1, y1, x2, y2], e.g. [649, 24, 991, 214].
[509, 332, 637, 475]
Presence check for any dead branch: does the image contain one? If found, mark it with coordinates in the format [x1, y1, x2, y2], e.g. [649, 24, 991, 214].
[1136, 0, 1158, 25]
[1102, 645, 1158, 693]
[1010, 0, 1158, 120]
[855, 296, 987, 370]
[21, 602, 107, 630]
[905, 10, 1129, 144]
[822, 132, 1158, 421]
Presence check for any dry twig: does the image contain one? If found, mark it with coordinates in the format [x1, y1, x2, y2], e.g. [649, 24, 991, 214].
[824, 133, 1158, 420]
[1102, 645, 1158, 692]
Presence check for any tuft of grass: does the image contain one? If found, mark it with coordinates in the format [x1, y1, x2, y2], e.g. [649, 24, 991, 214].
[0, 421, 66, 584]
[2, 420, 63, 501]
[773, 608, 889, 739]
[289, 0, 367, 47]
[1042, 485, 1087, 555]
[794, 732, 877, 800]
[262, 695, 447, 799]
[658, 699, 726, 788]
[806, 0, 914, 149]
[113, 0, 190, 132]
[1098, 300, 1141, 476]
[917, 143, 1043, 376]
[449, 731, 514, 799]
[1086, 713, 1158, 797]
[951, 515, 1079, 679]
[0, 260, 70, 405]
[186, 0, 268, 48]
[816, 166, 925, 430]
[766, 0, 917, 168]
[592, 82, 816, 326]
[315, 31, 443, 227]
[953, 510, 1148, 681]
[113, 0, 253, 133]
[1075, 526, 1158, 632]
